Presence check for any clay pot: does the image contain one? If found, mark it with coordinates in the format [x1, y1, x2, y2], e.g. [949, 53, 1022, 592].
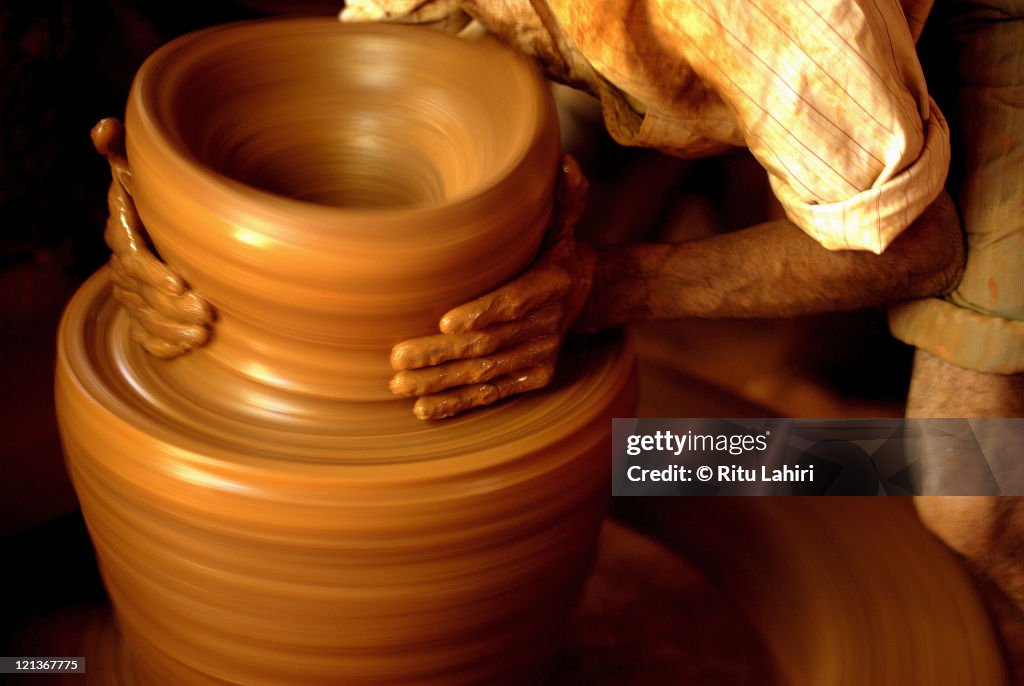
[56, 18, 636, 686]
[125, 18, 559, 400]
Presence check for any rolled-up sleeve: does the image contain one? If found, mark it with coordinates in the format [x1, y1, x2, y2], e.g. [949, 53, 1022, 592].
[652, 0, 950, 253]
[551, 0, 950, 253]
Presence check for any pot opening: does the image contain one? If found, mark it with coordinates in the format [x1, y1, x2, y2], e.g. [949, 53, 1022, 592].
[148, 25, 540, 212]
[213, 132, 446, 209]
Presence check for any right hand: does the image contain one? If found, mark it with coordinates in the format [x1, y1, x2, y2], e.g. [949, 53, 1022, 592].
[91, 118, 213, 358]
[388, 155, 596, 419]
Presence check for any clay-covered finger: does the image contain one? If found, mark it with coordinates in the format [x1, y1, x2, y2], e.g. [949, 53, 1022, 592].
[110, 269, 211, 326]
[108, 255, 140, 289]
[93, 121, 134, 195]
[109, 252, 171, 294]
[114, 251, 186, 297]
[103, 190, 140, 255]
[140, 285, 212, 325]
[391, 305, 562, 370]
[91, 118, 126, 160]
[546, 155, 588, 244]
[390, 335, 559, 396]
[108, 261, 153, 312]
[115, 291, 210, 348]
[103, 209, 134, 255]
[133, 307, 209, 349]
[127, 322, 193, 359]
[114, 284, 210, 345]
[439, 265, 572, 334]
[412, 363, 556, 420]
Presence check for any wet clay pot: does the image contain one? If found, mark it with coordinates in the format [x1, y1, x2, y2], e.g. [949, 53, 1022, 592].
[125, 18, 559, 400]
[56, 18, 635, 686]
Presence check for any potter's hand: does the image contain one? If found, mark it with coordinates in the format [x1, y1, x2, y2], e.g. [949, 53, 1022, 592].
[390, 155, 595, 419]
[91, 118, 213, 358]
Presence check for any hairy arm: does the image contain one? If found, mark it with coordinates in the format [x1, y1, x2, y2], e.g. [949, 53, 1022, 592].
[580, 189, 964, 330]
[391, 176, 963, 419]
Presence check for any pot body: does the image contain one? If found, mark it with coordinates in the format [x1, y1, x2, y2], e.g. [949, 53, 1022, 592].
[57, 272, 636, 685]
[124, 19, 559, 400]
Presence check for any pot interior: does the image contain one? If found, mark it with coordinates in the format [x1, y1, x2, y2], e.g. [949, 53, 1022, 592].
[147, 22, 541, 210]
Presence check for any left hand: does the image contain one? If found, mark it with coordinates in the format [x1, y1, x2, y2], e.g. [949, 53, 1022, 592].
[389, 155, 596, 419]
[92, 118, 213, 358]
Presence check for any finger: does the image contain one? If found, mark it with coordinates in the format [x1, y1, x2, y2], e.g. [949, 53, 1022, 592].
[111, 262, 210, 325]
[391, 305, 561, 370]
[91, 118, 125, 160]
[412, 364, 556, 420]
[127, 322, 194, 359]
[112, 251, 186, 297]
[439, 265, 572, 334]
[145, 288, 213, 326]
[390, 335, 559, 396]
[108, 259, 151, 299]
[137, 283, 212, 326]
[114, 281, 210, 343]
[115, 292, 210, 349]
[538, 156, 589, 251]
[102, 183, 143, 254]
[92, 119, 134, 192]
[103, 205, 135, 255]
[110, 267, 212, 326]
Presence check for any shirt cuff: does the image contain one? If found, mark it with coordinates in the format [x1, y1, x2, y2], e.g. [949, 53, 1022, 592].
[770, 99, 951, 254]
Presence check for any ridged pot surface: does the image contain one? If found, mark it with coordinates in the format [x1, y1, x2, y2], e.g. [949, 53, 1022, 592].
[124, 19, 559, 400]
[56, 272, 636, 685]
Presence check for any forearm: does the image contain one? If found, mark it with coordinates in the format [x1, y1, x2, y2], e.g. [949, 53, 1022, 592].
[578, 189, 964, 330]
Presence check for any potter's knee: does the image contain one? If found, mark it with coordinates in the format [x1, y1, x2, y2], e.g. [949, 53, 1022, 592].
[907, 350, 1024, 418]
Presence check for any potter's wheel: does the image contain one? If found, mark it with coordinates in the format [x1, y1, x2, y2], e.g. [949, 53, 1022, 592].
[7, 514, 1013, 685]
[613, 497, 1013, 686]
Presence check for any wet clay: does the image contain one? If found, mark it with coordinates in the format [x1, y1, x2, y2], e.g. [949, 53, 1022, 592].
[57, 275, 635, 685]
[55, 19, 636, 685]
[123, 18, 560, 400]
[92, 118, 214, 359]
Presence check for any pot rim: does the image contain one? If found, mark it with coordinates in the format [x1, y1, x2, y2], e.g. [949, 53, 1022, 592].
[126, 17, 557, 236]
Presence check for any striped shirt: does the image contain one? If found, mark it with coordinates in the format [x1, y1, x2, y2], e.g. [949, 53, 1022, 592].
[529, 0, 949, 253]
[344, 0, 950, 254]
